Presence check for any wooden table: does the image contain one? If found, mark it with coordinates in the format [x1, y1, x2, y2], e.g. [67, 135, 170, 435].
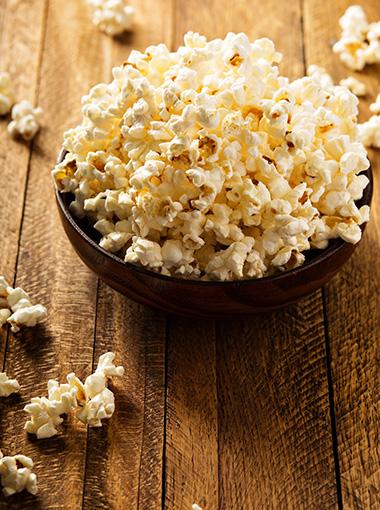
[0, 0, 379, 508]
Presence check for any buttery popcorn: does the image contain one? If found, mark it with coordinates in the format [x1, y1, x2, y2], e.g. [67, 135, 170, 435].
[0, 451, 37, 497]
[333, 5, 380, 70]
[0, 372, 20, 397]
[0, 72, 15, 116]
[0, 276, 47, 333]
[53, 32, 370, 281]
[339, 77, 367, 97]
[24, 352, 124, 437]
[8, 100, 43, 141]
[87, 0, 134, 36]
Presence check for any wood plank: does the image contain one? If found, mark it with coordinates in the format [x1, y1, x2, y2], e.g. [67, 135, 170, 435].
[304, 1, 380, 507]
[0, 0, 111, 507]
[82, 2, 172, 509]
[0, 0, 47, 366]
[165, 2, 337, 509]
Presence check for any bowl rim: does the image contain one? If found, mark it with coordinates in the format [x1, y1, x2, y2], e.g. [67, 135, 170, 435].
[55, 149, 373, 287]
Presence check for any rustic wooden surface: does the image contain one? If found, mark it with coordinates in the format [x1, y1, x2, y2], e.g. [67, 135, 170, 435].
[0, 0, 378, 508]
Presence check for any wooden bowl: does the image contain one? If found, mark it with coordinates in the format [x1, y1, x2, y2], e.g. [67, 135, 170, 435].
[55, 154, 373, 318]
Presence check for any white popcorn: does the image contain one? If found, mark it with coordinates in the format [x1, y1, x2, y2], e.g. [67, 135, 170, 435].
[0, 72, 15, 116]
[333, 6, 380, 70]
[0, 372, 20, 397]
[87, 0, 134, 36]
[0, 451, 37, 497]
[192, 505, 203, 510]
[369, 93, 380, 115]
[53, 32, 370, 281]
[70, 352, 124, 427]
[24, 379, 78, 439]
[0, 278, 47, 333]
[358, 115, 380, 148]
[339, 77, 367, 96]
[8, 100, 43, 141]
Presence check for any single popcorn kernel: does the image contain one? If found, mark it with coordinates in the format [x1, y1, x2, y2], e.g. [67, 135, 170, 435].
[53, 32, 370, 281]
[0, 372, 20, 397]
[0, 451, 38, 497]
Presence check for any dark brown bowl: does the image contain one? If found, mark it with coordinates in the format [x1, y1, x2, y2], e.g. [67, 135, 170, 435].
[55, 156, 373, 318]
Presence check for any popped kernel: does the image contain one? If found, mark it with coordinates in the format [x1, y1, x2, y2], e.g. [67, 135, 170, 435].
[0, 451, 37, 497]
[0, 372, 20, 398]
[8, 100, 43, 141]
[53, 32, 370, 281]
[0, 72, 15, 116]
[87, 0, 134, 36]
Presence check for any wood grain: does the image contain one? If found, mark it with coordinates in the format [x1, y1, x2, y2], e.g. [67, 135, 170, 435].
[304, 1, 380, 507]
[0, 0, 47, 367]
[82, 2, 171, 509]
[0, 0, 108, 508]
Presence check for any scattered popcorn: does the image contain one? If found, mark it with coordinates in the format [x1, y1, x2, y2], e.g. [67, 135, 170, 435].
[0, 451, 37, 497]
[53, 32, 370, 281]
[358, 115, 380, 148]
[87, 0, 135, 36]
[24, 352, 124, 436]
[8, 100, 43, 141]
[369, 93, 380, 115]
[0, 72, 15, 116]
[339, 77, 367, 96]
[0, 276, 47, 333]
[0, 372, 20, 397]
[69, 352, 124, 427]
[24, 379, 78, 439]
[333, 6, 380, 70]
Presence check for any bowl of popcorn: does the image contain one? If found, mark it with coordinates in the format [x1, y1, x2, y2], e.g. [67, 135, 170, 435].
[53, 32, 373, 318]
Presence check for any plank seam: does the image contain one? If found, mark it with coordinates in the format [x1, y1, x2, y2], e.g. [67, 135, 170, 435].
[80, 277, 100, 510]
[2, 0, 50, 372]
[160, 315, 170, 510]
[299, 0, 306, 71]
[322, 287, 344, 510]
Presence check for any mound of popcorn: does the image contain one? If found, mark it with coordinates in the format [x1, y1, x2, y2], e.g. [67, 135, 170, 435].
[0, 72, 15, 116]
[8, 100, 43, 141]
[333, 5, 380, 70]
[87, 0, 134, 36]
[0, 372, 20, 398]
[0, 276, 47, 333]
[53, 32, 370, 281]
[0, 451, 37, 497]
[24, 352, 124, 438]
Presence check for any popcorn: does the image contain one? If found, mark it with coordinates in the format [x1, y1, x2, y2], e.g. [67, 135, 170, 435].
[24, 380, 78, 439]
[192, 505, 203, 510]
[87, 0, 135, 36]
[0, 451, 37, 497]
[369, 93, 380, 115]
[0, 72, 15, 116]
[333, 6, 380, 70]
[24, 352, 124, 435]
[0, 372, 20, 397]
[0, 276, 47, 333]
[358, 115, 380, 148]
[53, 32, 370, 281]
[70, 352, 124, 427]
[339, 77, 367, 96]
[8, 100, 43, 141]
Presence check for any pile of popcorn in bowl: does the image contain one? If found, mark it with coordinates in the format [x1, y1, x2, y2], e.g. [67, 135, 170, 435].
[52, 31, 371, 282]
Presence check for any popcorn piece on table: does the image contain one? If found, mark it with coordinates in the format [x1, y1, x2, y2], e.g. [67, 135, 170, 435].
[87, 0, 135, 36]
[0, 372, 20, 397]
[333, 5, 380, 70]
[0, 72, 15, 116]
[0, 451, 37, 497]
[192, 505, 203, 510]
[24, 379, 78, 439]
[0, 276, 47, 333]
[369, 93, 380, 115]
[68, 352, 124, 427]
[358, 115, 380, 148]
[8, 100, 43, 141]
[339, 77, 367, 96]
[52, 32, 371, 281]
